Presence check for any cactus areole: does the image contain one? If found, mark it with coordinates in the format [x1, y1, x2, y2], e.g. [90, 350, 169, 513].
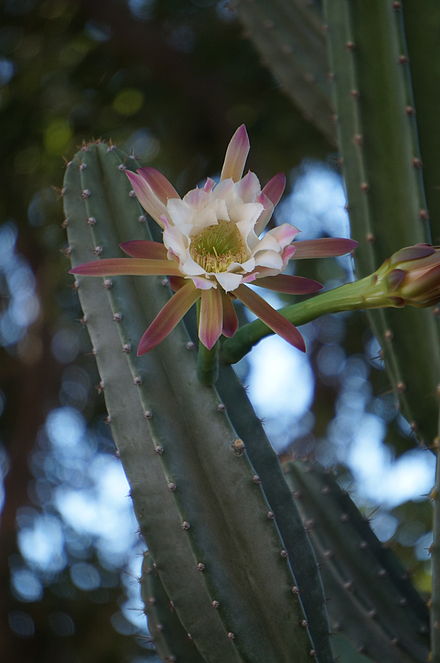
[71, 125, 356, 355]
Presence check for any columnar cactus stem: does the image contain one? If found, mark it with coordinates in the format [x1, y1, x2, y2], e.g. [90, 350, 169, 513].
[64, 142, 334, 662]
[234, 0, 334, 144]
[285, 461, 430, 662]
[322, 0, 440, 447]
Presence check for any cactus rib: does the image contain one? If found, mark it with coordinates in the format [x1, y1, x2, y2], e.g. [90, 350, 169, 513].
[141, 551, 206, 662]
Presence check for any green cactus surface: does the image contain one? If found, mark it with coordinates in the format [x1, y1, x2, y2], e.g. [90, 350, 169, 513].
[322, 0, 440, 449]
[63, 142, 336, 662]
[285, 460, 430, 663]
[234, 0, 334, 144]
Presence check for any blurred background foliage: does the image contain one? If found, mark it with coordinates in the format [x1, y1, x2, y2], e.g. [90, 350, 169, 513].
[0, 0, 433, 661]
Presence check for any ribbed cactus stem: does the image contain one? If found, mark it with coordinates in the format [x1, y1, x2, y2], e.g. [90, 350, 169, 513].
[234, 0, 334, 143]
[64, 142, 335, 662]
[322, 0, 440, 447]
[285, 460, 430, 662]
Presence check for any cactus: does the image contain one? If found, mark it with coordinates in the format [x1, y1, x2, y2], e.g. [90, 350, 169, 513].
[321, 0, 440, 450]
[63, 142, 337, 662]
[235, 0, 440, 450]
[59, 1, 440, 658]
[285, 460, 430, 663]
[233, 0, 334, 144]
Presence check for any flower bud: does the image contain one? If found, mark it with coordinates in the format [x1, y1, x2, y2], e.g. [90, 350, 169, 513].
[384, 243, 440, 307]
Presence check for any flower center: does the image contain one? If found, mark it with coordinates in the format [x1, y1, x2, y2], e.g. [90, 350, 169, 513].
[189, 220, 249, 273]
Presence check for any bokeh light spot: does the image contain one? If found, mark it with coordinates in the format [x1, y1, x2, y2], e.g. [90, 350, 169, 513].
[44, 119, 72, 154]
[113, 89, 144, 116]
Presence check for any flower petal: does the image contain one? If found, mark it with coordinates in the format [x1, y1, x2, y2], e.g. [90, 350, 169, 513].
[254, 192, 274, 235]
[215, 272, 244, 292]
[293, 238, 358, 259]
[221, 291, 238, 337]
[255, 274, 323, 294]
[137, 282, 200, 354]
[168, 276, 186, 291]
[70, 258, 182, 277]
[236, 171, 261, 202]
[204, 177, 216, 192]
[166, 198, 193, 230]
[126, 170, 169, 227]
[270, 224, 300, 247]
[136, 167, 180, 202]
[253, 250, 283, 270]
[235, 284, 306, 352]
[120, 240, 167, 260]
[220, 125, 250, 182]
[199, 287, 223, 349]
[191, 276, 216, 290]
[262, 173, 286, 207]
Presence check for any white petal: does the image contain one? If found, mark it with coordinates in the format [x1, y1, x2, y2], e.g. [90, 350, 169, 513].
[167, 198, 192, 228]
[184, 187, 209, 207]
[254, 251, 283, 270]
[253, 233, 281, 253]
[179, 255, 206, 276]
[163, 227, 188, 257]
[213, 179, 235, 199]
[238, 257, 256, 272]
[215, 272, 244, 292]
[236, 171, 261, 202]
[225, 257, 255, 273]
[268, 224, 299, 247]
[230, 202, 263, 226]
[213, 197, 229, 221]
[192, 205, 219, 230]
[191, 276, 216, 290]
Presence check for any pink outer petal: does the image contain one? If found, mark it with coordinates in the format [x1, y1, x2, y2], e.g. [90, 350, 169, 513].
[262, 173, 286, 207]
[126, 170, 169, 228]
[254, 193, 274, 235]
[220, 125, 250, 182]
[204, 177, 216, 192]
[270, 224, 300, 247]
[136, 167, 180, 202]
[120, 240, 167, 259]
[168, 276, 186, 291]
[293, 238, 358, 259]
[221, 291, 238, 337]
[70, 258, 182, 277]
[282, 246, 296, 263]
[137, 282, 200, 354]
[234, 284, 306, 352]
[199, 287, 223, 349]
[255, 274, 323, 294]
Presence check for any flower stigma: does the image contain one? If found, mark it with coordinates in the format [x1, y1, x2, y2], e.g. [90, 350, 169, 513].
[189, 220, 249, 273]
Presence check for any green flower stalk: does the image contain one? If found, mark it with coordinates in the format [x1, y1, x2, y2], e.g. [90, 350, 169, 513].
[221, 243, 440, 364]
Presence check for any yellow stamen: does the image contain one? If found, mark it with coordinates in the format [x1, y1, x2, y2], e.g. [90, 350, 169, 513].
[190, 220, 249, 273]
